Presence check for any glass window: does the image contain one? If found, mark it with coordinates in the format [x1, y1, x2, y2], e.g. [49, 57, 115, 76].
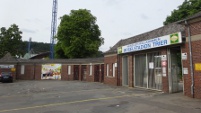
[21, 65, 25, 74]
[90, 65, 92, 76]
[135, 54, 147, 87]
[106, 64, 109, 76]
[68, 65, 71, 75]
[147, 52, 162, 90]
[134, 52, 162, 90]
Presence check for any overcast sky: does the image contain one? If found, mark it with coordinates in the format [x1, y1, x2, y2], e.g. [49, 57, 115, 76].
[0, 0, 184, 52]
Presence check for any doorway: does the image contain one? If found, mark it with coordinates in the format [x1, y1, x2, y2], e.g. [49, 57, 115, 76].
[122, 56, 129, 86]
[101, 64, 104, 83]
[135, 54, 147, 87]
[74, 65, 79, 80]
[81, 65, 87, 81]
[94, 65, 100, 82]
[168, 47, 183, 93]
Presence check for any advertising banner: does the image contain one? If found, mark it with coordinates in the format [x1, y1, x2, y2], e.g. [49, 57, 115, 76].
[41, 64, 61, 80]
[118, 32, 182, 54]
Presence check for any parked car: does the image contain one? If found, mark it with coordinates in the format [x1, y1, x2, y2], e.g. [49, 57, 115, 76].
[0, 72, 13, 83]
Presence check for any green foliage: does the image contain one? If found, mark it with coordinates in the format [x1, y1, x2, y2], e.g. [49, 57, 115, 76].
[19, 41, 50, 56]
[55, 9, 104, 58]
[0, 24, 23, 58]
[164, 0, 201, 25]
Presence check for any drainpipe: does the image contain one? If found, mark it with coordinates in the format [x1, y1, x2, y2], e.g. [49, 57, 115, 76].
[185, 20, 194, 98]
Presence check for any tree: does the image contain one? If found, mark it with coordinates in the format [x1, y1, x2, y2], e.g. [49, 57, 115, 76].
[163, 0, 201, 25]
[55, 9, 104, 58]
[0, 24, 23, 58]
[19, 41, 51, 56]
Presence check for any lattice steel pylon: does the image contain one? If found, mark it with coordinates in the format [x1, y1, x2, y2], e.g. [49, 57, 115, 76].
[50, 0, 58, 59]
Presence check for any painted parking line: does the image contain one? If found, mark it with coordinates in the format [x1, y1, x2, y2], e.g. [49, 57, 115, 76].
[0, 93, 148, 113]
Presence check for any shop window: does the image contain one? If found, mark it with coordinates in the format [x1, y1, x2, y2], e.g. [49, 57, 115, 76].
[134, 52, 162, 90]
[68, 65, 71, 75]
[135, 54, 148, 87]
[147, 52, 162, 90]
[21, 65, 25, 74]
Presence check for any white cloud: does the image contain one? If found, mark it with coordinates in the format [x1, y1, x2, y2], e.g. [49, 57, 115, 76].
[0, 0, 184, 52]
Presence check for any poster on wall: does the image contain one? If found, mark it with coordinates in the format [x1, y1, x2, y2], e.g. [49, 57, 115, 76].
[41, 64, 61, 80]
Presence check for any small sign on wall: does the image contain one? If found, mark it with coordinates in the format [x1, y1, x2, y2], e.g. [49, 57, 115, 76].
[115, 63, 117, 67]
[182, 53, 187, 60]
[162, 67, 166, 77]
[11, 68, 16, 72]
[161, 55, 167, 61]
[149, 62, 154, 69]
[183, 68, 188, 74]
[161, 61, 167, 67]
[195, 63, 201, 71]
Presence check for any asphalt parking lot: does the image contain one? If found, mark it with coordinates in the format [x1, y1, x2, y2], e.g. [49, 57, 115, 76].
[0, 80, 201, 113]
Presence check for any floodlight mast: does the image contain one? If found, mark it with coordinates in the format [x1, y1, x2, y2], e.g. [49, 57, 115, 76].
[50, 0, 58, 59]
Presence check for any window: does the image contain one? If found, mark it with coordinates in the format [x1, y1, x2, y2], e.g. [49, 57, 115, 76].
[68, 65, 71, 75]
[21, 65, 25, 74]
[106, 64, 109, 76]
[113, 63, 115, 77]
[134, 52, 162, 90]
[89, 65, 92, 76]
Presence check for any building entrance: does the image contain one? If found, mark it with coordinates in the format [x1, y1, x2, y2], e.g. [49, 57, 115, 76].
[168, 47, 183, 93]
[122, 56, 129, 86]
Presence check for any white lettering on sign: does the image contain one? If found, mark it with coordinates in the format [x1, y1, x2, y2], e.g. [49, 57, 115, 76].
[118, 32, 182, 54]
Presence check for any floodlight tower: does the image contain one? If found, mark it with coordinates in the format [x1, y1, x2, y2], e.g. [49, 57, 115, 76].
[50, 0, 58, 59]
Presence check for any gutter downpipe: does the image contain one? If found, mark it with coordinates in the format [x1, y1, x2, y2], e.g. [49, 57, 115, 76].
[185, 20, 194, 98]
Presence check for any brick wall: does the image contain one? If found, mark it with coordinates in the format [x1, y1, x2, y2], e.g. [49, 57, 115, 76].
[17, 64, 33, 80]
[86, 65, 94, 82]
[118, 55, 122, 86]
[34, 64, 42, 80]
[104, 54, 118, 86]
[189, 20, 201, 36]
[191, 40, 201, 99]
[16, 64, 42, 80]
[161, 49, 169, 93]
[182, 19, 201, 99]
[61, 65, 68, 80]
[67, 65, 74, 81]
